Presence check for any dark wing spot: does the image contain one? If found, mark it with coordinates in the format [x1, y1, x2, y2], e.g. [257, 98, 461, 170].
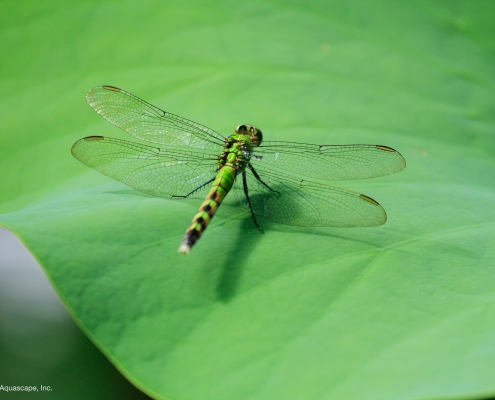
[376, 145, 395, 152]
[102, 86, 121, 92]
[84, 136, 104, 141]
[359, 194, 380, 206]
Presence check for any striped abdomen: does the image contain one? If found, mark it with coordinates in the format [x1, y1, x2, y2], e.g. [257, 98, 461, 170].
[178, 166, 236, 254]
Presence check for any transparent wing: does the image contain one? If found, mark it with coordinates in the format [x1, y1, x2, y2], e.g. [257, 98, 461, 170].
[86, 86, 226, 151]
[231, 165, 387, 227]
[71, 136, 218, 199]
[252, 142, 406, 181]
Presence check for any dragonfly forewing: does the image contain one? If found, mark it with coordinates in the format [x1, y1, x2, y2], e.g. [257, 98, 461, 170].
[253, 142, 405, 181]
[86, 86, 226, 151]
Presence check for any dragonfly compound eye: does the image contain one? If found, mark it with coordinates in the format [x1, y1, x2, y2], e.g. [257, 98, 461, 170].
[235, 125, 247, 133]
[252, 127, 263, 146]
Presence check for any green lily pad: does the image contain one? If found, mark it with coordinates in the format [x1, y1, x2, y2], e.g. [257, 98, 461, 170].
[2, 1, 495, 399]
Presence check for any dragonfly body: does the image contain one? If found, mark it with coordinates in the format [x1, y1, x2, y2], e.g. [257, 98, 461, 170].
[72, 86, 406, 254]
[178, 126, 262, 254]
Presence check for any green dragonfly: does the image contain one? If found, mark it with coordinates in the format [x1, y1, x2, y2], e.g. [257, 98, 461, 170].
[72, 86, 406, 254]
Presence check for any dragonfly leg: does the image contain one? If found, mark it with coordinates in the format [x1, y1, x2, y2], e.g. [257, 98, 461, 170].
[248, 164, 281, 195]
[242, 171, 264, 233]
[172, 177, 215, 198]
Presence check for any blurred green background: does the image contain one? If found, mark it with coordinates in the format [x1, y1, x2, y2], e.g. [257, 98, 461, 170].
[1, 1, 495, 399]
[0, 227, 151, 400]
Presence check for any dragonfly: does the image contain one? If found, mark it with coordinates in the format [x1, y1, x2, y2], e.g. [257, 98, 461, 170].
[72, 86, 406, 254]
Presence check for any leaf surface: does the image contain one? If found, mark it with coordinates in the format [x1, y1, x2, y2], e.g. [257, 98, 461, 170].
[1, 1, 495, 399]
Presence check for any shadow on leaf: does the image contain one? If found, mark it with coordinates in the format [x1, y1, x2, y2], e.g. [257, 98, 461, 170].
[214, 213, 269, 302]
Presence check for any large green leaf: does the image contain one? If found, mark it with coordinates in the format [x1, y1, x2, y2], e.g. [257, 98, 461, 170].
[1, 0, 495, 399]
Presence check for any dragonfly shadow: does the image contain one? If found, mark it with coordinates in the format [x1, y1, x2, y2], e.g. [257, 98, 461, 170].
[215, 213, 265, 303]
[102, 188, 156, 198]
[270, 225, 387, 249]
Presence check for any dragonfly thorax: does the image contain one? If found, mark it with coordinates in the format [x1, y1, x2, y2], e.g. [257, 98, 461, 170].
[218, 128, 261, 172]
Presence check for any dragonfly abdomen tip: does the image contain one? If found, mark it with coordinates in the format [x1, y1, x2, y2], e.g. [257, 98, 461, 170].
[178, 244, 191, 255]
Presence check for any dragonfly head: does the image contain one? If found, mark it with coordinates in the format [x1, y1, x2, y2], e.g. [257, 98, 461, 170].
[235, 124, 263, 147]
